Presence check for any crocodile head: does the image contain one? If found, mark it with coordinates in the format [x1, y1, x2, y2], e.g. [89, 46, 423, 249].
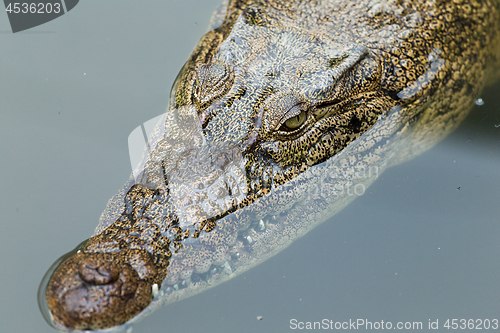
[42, 9, 397, 331]
[42, 1, 498, 330]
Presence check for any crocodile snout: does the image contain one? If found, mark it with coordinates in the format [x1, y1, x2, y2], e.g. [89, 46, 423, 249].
[45, 252, 153, 331]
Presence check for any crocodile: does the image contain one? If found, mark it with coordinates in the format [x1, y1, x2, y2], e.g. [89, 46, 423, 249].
[40, 0, 500, 331]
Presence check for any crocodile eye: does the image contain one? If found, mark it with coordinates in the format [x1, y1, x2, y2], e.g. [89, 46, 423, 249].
[282, 110, 307, 131]
[276, 102, 309, 133]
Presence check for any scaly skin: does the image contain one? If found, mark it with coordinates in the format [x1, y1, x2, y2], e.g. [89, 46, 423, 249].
[42, 0, 499, 331]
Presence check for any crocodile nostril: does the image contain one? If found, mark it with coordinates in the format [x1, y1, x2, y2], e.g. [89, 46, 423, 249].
[78, 259, 119, 285]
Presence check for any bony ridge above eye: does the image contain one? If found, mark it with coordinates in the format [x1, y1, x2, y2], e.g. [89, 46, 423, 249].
[278, 103, 308, 132]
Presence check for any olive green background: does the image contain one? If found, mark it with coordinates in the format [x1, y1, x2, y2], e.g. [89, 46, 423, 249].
[1, 1, 499, 332]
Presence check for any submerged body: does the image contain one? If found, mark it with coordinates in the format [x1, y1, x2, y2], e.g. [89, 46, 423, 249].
[42, 0, 499, 331]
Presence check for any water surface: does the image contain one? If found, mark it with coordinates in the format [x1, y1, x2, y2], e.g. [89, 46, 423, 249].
[0, 1, 499, 332]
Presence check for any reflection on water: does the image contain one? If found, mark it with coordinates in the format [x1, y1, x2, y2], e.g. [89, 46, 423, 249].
[0, 1, 499, 333]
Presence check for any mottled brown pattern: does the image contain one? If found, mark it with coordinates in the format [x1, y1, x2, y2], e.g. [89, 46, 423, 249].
[43, 0, 499, 331]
